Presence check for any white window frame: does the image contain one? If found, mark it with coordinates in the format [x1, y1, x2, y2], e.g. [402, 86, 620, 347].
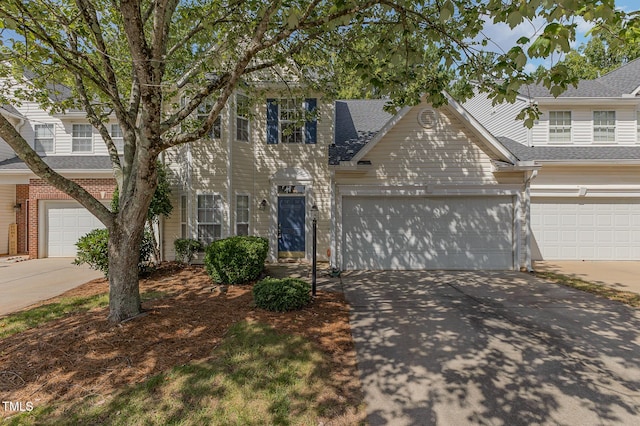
[72, 123, 94, 153]
[197, 101, 221, 139]
[593, 110, 616, 143]
[197, 193, 222, 246]
[548, 111, 572, 143]
[636, 111, 640, 143]
[279, 98, 305, 144]
[34, 123, 55, 153]
[235, 193, 250, 236]
[180, 194, 188, 239]
[236, 93, 249, 142]
[110, 124, 125, 152]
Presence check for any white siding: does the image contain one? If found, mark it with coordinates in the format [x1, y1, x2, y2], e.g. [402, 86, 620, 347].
[0, 185, 16, 255]
[462, 92, 530, 143]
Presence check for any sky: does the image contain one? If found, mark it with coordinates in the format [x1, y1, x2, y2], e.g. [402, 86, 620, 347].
[481, 0, 640, 72]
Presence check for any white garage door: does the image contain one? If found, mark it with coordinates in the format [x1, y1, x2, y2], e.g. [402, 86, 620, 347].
[531, 198, 640, 261]
[47, 204, 105, 257]
[342, 196, 514, 270]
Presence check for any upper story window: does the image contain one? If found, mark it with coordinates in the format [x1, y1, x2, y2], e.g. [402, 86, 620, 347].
[280, 98, 304, 144]
[236, 94, 249, 141]
[548, 111, 571, 143]
[266, 98, 317, 145]
[34, 123, 54, 153]
[236, 194, 249, 236]
[197, 101, 221, 139]
[110, 124, 124, 152]
[72, 124, 93, 152]
[593, 111, 616, 142]
[197, 194, 222, 246]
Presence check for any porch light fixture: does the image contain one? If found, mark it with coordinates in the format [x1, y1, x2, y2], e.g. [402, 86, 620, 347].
[13, 203, 21, 213]
[310, 204, 319, 296]
[258, 199, 267, 211]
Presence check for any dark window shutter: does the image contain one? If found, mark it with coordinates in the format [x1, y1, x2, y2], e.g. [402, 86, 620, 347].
[267, 99, 278, 144]
[304, 98, 317, 144]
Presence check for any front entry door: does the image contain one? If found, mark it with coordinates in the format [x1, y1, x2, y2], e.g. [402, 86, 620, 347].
[278, 196, 305, 258]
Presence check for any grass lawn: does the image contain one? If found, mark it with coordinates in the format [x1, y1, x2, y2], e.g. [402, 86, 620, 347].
[535, 271, 640, 307]
[0, 264, 364, 425]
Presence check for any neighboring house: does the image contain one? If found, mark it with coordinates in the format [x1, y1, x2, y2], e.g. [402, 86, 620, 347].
[463, 58, 640, 261]
[0, 88, 117, 258]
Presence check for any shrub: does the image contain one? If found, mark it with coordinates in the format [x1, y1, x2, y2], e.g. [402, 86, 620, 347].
[174, 238, 202, 264]
[253, 277, 311, 312]
[204, 236, 268, 284]
[74, 228, 154, 277]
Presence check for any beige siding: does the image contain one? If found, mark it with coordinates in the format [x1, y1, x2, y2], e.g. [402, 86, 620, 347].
[0, 185, 16, 255]
[249, 94, 333, 260]
[337, 105, 501, 186]
[533, 165, 640, 187]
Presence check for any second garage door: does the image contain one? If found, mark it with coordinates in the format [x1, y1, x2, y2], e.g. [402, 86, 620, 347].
[47, 203, 105, 257]
[531, 198, 640, 260]
[342, 196, 514, 270]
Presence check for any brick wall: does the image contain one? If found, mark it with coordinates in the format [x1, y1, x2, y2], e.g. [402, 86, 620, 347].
[21, 178, 116, 258]
[15, 184, 29, 254]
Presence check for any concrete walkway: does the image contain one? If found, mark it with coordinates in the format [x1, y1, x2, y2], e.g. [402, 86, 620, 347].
[342, 270, 640, 425]
[0, 258, 102, 316]
[535, 261, 640, 294]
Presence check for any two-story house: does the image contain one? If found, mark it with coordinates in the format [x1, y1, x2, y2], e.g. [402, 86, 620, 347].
[2, 77, 555, 272]
[463, 58, 640, 262]
[0, 83, 117, 259]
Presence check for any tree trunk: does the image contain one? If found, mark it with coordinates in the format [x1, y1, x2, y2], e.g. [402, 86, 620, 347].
[148, 218, 161, 265]
[107, 221, 144, 323]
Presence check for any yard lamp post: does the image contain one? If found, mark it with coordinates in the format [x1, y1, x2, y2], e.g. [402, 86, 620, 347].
[310, 204, 318, 297]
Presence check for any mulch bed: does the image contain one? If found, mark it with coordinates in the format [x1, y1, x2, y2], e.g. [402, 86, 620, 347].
[0, 263, 362, 420]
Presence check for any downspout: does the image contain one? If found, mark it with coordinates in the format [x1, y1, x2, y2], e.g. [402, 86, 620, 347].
[524, 169, 539, 272]
[329, 168, 336, 268]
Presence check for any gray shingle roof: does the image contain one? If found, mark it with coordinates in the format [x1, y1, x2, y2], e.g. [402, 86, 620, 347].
[498, 137, 640, 161]
[519, 57, 640, 98]
[329, 99, 393, 165]
[0, 155, 114, 171]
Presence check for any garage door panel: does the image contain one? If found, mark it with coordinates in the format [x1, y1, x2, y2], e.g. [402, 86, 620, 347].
[47, 204, 105, 257]
[343, 196, 513, 270]
[532, 198, 640, 260]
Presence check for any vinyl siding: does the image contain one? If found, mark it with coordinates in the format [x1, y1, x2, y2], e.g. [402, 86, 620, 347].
[0, 138, 15, 161]
[462, 92, 530, 144]
[533, 165, 640, 187]
[0, 185, 16, 254]
[336, 104, 502, 186]
[536, 105, 640, 145]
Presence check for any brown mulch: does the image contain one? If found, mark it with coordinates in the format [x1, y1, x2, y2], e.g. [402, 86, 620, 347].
[0, 263, 363, 421]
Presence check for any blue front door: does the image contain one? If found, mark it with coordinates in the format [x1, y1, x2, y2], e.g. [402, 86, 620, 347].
[278, 196, 305, 256]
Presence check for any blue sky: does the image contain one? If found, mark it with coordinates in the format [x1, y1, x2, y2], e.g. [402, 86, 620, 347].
[482, 0, 640, 72]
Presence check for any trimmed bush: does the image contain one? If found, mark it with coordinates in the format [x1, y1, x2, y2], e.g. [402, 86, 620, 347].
[174, 238, 202, 264]
[204, 236, 268, 284]
[74, 228, 154, 277]
[253, 277, 311, 312]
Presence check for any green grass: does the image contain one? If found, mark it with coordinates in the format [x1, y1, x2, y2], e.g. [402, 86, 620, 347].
[0, 290, 167, 339]
[536, 271, 640, 307]
[8, 321, 341, 425]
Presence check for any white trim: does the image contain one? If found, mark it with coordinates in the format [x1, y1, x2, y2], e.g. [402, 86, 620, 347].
[531, 185, 640, 198]
[71, 123, 95, 154]
[337, 184, 522, 197]
[535, 97, 640, 106]
[234, 192, 251, 236]
[195, 192, 224, 245]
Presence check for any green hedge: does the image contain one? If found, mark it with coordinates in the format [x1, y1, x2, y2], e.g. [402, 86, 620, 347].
[204, 236, 268, 284]
[73, 228, 154, 277]
[174, 238, 202, 264]
[253, 277, 311, 312]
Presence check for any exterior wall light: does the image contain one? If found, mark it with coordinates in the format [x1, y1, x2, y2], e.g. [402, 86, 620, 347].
[13, 203, 22, 213]
[259, 199, 267, 211]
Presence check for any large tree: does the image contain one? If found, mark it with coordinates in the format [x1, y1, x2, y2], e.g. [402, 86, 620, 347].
[0, 0, 634, 323]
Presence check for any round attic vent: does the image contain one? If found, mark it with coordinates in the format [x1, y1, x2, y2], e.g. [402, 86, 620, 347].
[417, 108, 437, 128]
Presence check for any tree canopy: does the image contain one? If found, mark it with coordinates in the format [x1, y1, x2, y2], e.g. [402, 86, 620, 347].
[0, 0, 637, 323]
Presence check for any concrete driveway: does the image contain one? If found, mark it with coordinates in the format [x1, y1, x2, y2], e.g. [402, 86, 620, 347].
[534, 261, 640, 294]
[343, 270, 640, 425]
[0, 258, 103, 316]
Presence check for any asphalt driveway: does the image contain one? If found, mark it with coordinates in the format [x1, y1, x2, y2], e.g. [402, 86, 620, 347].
[0, 258, 102, 316]
[342, 270, 640, 425]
